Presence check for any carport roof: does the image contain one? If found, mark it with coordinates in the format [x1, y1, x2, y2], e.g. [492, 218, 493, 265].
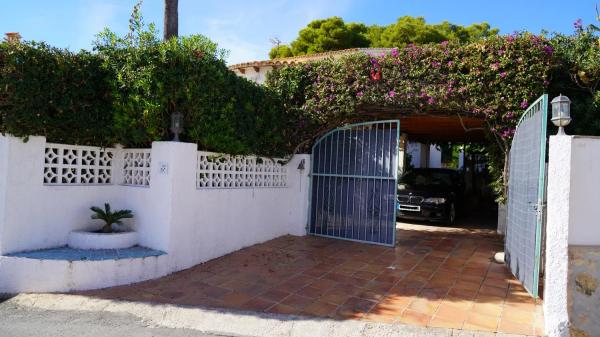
[355, 106, 488, 143]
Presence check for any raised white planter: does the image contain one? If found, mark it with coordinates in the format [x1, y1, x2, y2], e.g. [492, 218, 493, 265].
[68, 231, 138, 250]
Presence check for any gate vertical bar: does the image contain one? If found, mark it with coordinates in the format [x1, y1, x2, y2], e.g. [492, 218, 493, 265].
[532, 95, 548, 297]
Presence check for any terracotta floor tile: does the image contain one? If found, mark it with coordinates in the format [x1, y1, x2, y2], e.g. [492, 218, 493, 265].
[447, 287, 478, 300]
[295, 286, 327, 299]
[435, 303, 470, 322]
[398, 309, 431, 326]
[497, 319, 534, 335]
[374, 274, 401, 284]
[240, 297, 276, 311]
[280, 294, 314, 310]
[364, 280, 395, 293]
[320, 290, 353, 306]
[219, 291, 253, 307]
[198, 284, 230, 300]
[303, 267, 330, 278]
[309, 278, 338, 290]
[454, 279, 482, 291]
[479, 285, 508, 297]
[501, 307, 535, 324]
[259, 289, 291, 303]
[464, 312, 500, 332]
[471, 302, 503, 317]
[388, 285, 420, 297]
[338, 297, 377, 316]
[483, 277, 510, 289]
[428, 315, 464, 329]
[369, 301, 406, 316]
[353, 271, 379, 281]
[302, 301, 338, 317]
[407, 298, 440, 316]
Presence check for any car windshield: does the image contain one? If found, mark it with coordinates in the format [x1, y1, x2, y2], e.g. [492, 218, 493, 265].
[399, 170, 455, 188]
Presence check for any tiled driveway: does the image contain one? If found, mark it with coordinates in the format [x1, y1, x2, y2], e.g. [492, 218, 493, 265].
[81, 221, 544, 336]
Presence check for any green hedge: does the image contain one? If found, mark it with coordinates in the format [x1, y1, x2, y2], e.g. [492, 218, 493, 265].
[0, 42, 114, 145]
[0, 33, 298, 156]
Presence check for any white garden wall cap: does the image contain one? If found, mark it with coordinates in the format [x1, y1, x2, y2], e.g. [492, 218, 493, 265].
[68, 230, 138, 250]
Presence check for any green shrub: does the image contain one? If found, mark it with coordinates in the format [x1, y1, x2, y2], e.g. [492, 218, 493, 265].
[0, 41, 113, 145]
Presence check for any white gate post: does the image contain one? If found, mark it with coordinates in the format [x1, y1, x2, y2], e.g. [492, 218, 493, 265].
[544, 135, 572, 337]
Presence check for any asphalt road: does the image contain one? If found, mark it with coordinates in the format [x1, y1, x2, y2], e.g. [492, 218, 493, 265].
[0, 301, 229, 337]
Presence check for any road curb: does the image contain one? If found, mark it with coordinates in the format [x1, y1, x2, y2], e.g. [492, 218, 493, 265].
[7, 294, 533, 337]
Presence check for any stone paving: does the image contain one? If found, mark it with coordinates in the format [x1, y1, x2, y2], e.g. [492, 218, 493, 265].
[80, 222, 544, 336]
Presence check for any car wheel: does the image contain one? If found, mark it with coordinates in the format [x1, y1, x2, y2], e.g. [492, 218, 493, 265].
[447, 203, 456, 226]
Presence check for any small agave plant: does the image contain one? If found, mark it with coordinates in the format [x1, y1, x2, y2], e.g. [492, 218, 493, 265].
[90, 203, 134, 233]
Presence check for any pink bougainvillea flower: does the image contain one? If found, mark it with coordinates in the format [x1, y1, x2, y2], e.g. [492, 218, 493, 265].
[500, 72, 507, 78]
[356, 91, 364, 97]
[574, 18, 583, 30]
[440, 40, 449, 47]
[543, 45, 554, 55]
[427, 97, 436, 105]
[520, 100, 529, 109]
[390, 48, 399, 57]
[370, 69, 381, 81]
[388, 90, 395, 98]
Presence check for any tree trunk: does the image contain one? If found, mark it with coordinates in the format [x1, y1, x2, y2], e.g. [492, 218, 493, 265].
[101, 223, 114, 233]
[163, 0, 179, 41]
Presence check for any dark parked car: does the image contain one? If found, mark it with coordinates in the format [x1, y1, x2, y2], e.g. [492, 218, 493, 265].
[396, 168, 464, 225]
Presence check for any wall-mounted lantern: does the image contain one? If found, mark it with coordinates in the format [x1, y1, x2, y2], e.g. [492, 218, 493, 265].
[170, 111, 184, 141]
[551, 94, 572, 135]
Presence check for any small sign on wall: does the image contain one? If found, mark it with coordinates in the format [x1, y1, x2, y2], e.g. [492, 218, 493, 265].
[159, 161, 169, 175]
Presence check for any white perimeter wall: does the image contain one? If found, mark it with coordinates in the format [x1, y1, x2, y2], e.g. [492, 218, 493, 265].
[0, 136, 309, 292]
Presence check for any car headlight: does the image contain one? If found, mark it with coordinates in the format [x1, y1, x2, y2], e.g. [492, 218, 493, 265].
[423, 197, 447, 205]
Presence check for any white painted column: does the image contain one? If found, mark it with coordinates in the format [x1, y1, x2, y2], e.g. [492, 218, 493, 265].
[428, 144, 442, 168]
[398, 133, 407, 174]
[0, 136, 9, 254]
[544, 135, 572, 337]
[0, 136, 46, 255]
[136, 141, 197, 258]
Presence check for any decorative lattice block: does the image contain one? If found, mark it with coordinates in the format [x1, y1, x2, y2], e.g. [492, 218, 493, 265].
[197, 151, 287, 189]
[43, 144, 114, 185]
[122, 149, 151, 187]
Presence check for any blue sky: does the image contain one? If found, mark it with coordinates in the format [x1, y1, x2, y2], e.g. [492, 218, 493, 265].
[1, 0, 598, 64]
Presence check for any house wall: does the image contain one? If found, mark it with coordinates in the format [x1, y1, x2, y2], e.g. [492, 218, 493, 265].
[233, 66, 272, 85]
[428, 144, 442, 168]
[545, 135, 600, 337]
[0, 136, 309, 292]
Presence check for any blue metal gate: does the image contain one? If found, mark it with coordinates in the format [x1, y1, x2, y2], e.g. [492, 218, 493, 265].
[308, 120, 400, 246]
[505, 94, 548, 298]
